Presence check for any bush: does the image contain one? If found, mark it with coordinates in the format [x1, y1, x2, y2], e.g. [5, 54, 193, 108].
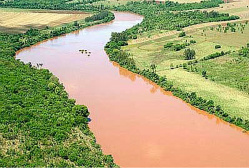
[201, 51, 227, 60]
[215, 44, 221, 49]
[164, 42, 173, 48]
[239, 47, 249, 57]
[170, 63, 174, 69]
[179, 31, 186, 37]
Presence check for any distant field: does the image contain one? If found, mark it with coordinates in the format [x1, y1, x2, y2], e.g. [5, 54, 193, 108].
[0, 8, 91, 33]
[208, 0, 249, 19]
[125, 22, 249, 69]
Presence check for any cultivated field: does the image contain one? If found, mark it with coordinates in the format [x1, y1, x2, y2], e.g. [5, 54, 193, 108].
[123, 0, 249, 120]
[0, 8, 91, 33]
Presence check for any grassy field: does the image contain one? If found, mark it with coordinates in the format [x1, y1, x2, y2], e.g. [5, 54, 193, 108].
[190, 53, 249, 94]
[0, 8, 91, 33]
[123, 0, 249, 120]
[124, 22, 249, 69]
[207, 0, 249, 19]
[163, 68, 249, 120]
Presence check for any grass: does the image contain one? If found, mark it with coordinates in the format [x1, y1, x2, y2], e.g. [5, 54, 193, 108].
[123, 21, 249, 120]
[163, 68, 249, 120]
[208, 0, 249, 19]
[190, 53, 249, 94]
[124, 22, 249, 69]
[0, 8, 91, 33]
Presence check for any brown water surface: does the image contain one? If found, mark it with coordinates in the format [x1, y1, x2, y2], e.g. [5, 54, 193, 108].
[16, 12, 249, 167]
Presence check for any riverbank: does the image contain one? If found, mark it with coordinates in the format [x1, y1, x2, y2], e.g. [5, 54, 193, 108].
[0, 11, 117, 166]
[105, 1, 249, 131]
[123, 20, 249, 120]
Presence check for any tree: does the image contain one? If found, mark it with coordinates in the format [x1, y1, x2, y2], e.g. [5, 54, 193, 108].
[170, 63, 174, 69]
[73, 21, 79, 27]
[184, 48, 196, 60]
[202, 70, 208, 79]
[183, 63, 187, 69]
[150, 64, 157, 73]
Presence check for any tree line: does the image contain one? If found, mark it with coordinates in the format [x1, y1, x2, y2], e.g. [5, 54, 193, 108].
[0, 0, 102, 11]
[85, 10, 113, 22]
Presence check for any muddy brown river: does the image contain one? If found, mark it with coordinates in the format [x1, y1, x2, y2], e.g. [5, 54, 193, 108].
[16, 12, 249, 167]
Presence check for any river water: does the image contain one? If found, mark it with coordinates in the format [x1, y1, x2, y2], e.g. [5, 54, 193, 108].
[16, 12, 249, 167]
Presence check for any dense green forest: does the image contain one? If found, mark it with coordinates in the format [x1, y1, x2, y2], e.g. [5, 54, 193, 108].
[0, 0, 104, 11]
[0, 11, 116, 166]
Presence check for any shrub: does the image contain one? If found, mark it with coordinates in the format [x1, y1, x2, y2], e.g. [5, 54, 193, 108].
[179, 31, 186, 37]
[132, 35, 137, 39]
[183, 63, 187, 69]
[173, 44, 186, 51]
[170, 63, 174, 69]
[239, 47, 249, 57]
[215, 44, 221, 49]
[164, 42, 174, 48]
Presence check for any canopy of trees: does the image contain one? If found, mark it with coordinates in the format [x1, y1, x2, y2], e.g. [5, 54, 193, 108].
[0, 0, 103, 11]
[85, 10, 114, 22]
